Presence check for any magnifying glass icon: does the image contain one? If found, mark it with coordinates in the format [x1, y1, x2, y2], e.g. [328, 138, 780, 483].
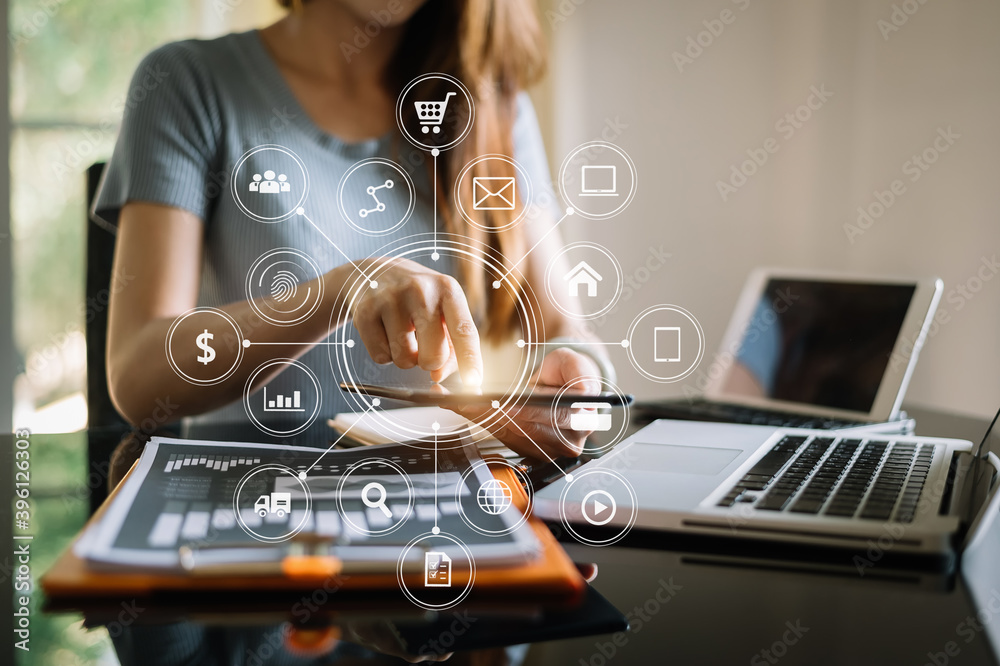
[362, 481, 392, 518]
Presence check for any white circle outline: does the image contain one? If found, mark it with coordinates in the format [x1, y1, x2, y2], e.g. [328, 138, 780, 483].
[328, 234, 544, 447]
[557, 141, 638, 220]
[625, 304, 706, 383]
[165, 307, 244, 386]
[335, 457, 414, 537]
[396, 532, 476, 611]
[544, 241, 623, 320]
[233, 464, 313, 543]
[337, 158, 416, 236]
[396, 73, 475, 152]
[558, 469, 638, 547]
[245, 248, 324, 326]
[243, 359, 322, 437]
[230, 144, 310, 223]
[453, 154, 533, 232]
[550, 376, 630, 455]
[456, 460, 533, 536]
[581, 489, 617, 526]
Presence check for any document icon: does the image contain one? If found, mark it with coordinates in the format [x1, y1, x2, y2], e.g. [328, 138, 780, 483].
[654, 326, 681, 362]
[472, 176, 516, 210]
[425, 551, 452, 587]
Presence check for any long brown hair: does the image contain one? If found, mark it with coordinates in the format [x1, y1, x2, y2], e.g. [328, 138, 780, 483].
[281, 0, 547, 342]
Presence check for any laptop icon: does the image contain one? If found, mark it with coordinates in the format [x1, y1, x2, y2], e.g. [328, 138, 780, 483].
[580, 165, 618, 196]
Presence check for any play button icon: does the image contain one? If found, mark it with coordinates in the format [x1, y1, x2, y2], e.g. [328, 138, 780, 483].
[581, 490, 617, 526]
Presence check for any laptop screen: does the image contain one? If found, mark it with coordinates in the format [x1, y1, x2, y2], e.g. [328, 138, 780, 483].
[718, 278, 916, 413]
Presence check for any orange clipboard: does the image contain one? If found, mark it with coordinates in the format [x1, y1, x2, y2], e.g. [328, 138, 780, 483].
[42, 456, 586, 608]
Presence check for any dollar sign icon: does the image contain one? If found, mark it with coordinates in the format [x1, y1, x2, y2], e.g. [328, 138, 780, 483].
[196, 329, 216, 365]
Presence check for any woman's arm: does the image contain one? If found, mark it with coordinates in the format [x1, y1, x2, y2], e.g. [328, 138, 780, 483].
[107, 202, 484, 427]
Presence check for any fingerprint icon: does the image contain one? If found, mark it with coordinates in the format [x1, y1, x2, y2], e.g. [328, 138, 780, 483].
[270, 270, 299, 302]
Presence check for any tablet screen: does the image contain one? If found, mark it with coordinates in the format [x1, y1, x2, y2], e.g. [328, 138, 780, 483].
[718, 278, 916, 413]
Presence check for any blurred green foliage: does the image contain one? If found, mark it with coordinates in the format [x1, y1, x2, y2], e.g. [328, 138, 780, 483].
[10, 2, 198, 663]
[10, 0, 197, 401]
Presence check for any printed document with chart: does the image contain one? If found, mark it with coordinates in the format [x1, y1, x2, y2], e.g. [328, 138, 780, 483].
[75, 436, 539, 572]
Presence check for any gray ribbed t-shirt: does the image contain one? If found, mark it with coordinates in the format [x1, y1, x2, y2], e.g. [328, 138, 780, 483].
[94, 30, 558, 444]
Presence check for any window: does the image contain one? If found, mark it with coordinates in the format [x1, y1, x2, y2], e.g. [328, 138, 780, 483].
[9, 2, 279, 662]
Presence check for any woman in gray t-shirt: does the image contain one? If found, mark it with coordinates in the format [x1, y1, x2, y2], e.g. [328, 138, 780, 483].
[96, 0, 609, 456]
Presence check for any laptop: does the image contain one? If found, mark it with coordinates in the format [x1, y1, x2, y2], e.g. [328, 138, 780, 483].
[637, 268, 943, 433]
[534, 408, 1000, 566]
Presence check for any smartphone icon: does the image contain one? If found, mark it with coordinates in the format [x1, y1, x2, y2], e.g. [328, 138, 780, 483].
[425, 551, 452, 587]
[653, 327, 681, 362]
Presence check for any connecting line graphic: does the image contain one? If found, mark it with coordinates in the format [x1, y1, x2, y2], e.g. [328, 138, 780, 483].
[494, 404, 573, 482]
[517, 339, 629, 349]
[243, 339, 356, 348]
[492, 209, 573, 288]
[432, 152, 440, 261]
[432, 421, 440, 534]
[300, 402, 378, 477]
[298, 209, 378, 287]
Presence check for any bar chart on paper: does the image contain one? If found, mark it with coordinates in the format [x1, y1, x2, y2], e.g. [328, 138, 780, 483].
[263, 387, 304, 413]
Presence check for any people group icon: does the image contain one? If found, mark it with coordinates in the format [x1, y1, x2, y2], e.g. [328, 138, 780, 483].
[250, 170, 291, 194]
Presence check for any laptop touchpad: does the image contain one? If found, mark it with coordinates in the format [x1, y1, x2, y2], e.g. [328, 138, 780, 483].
[630, 443, 741, 475]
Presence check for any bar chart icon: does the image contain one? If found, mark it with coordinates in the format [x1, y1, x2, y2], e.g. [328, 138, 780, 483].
[263, 387, 304, 412]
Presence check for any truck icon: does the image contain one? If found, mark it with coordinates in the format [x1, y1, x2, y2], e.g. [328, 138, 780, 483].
[255, 492, 291, 518]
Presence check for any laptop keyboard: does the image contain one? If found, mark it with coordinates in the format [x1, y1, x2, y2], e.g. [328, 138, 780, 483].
[717, 435, 935, 522]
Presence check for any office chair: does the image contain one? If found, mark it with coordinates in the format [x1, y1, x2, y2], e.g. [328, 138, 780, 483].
[85, 163, 130, 514]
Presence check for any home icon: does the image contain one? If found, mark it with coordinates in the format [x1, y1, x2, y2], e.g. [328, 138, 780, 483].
[564, 260, 603, 297]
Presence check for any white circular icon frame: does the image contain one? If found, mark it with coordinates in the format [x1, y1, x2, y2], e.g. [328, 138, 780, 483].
[245, 248, 324, 326]
[558, 469, 638, 547]
[550, 376, 630, 455]
[557, 141, 638, 220]
[625, 304, 706, 383]
[456, 460, 533, 536]
[337, 158, 416, 236]
[231, 144, 310, 223]
[396, 73, 475, 152]
[396, 531, 477, 611]
[165, 307, 244, 386]
[243, 358, 322, 437]
[233, 464, 313, 543]
[454, 154, 533, 233]
[329, 234, 544, 447]
[544, 241, 623, 320]
[335, 457, 414, 537]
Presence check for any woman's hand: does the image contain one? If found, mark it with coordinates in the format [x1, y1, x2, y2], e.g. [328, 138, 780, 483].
[349, 258, 484, 387]
[457, 348, 603, 459]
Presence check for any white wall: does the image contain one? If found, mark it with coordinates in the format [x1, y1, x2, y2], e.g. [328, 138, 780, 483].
[538, 0, 1000, 418]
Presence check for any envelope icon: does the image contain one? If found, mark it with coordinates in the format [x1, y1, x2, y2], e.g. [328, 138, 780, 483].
[472, 177, 516, 210]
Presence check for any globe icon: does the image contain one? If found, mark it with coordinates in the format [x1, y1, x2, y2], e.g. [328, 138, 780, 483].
[477, 479, 513, 515]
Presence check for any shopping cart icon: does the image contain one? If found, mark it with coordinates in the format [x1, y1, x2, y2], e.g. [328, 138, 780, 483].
[415, 92, 456, 134]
